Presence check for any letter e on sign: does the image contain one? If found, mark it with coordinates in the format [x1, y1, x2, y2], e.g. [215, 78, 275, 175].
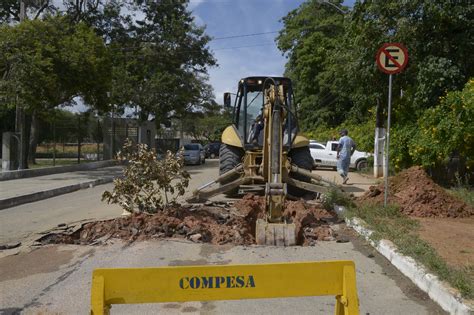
[376, 43, 408, 74]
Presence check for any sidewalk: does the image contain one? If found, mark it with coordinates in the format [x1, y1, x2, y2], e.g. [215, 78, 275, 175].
[0, 166, 122, 210]
[314, 168, 378, 197]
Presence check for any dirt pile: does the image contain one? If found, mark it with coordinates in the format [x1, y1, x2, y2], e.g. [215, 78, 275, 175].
[43, 204, 254, 246]
[358, 166, 473, 218]
[41, 195, 340, 246]
[224, 194, 339, 245]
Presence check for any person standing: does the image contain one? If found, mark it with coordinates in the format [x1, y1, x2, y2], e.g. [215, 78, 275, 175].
[336, 129, 356, 184]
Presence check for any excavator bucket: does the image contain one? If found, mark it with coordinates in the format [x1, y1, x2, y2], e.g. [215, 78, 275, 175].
[255, 219, 296, 246]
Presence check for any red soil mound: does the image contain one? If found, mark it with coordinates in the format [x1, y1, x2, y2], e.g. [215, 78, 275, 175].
[358, 166, 473, 218]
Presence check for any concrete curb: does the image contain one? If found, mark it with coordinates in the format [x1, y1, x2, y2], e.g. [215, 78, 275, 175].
[344, 215, 473, 315]
[0, 160, 119, 181]
[0, 177, 114, 210]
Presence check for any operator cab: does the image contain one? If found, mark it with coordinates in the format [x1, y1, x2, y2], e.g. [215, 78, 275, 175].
[225, 76, 298, 150]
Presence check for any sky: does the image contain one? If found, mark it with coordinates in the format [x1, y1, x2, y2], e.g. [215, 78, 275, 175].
[68, 0, 353, 113]
[189, 0, 305, 102]
[188, 0, 354, 104]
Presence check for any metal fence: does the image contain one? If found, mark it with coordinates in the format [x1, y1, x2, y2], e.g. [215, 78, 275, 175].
[35, 114, 104, 166]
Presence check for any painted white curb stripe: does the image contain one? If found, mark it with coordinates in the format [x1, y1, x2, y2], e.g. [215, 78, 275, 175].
[345, 216, 473, 315]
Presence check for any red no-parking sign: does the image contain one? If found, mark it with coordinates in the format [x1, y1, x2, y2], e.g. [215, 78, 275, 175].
[376, 43, 408, 74]
[375, 43, 408, 207]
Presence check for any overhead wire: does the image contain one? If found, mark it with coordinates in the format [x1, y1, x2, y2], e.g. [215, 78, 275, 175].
[212, 42, 275, 50]
[100, 20, 281, 52]
[211, 31, 279, 41]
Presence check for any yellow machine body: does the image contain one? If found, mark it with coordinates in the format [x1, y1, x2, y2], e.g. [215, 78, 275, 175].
[190, 77, 338, 245]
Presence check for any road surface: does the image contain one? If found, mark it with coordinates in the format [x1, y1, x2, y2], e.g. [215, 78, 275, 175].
[0, 160, 444, 314]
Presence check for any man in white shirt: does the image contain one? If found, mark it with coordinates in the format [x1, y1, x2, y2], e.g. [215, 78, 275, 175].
[337, 129, 356, 184]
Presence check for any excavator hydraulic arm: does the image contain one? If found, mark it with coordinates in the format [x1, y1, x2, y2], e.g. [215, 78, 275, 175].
[255, 80, 295, 245]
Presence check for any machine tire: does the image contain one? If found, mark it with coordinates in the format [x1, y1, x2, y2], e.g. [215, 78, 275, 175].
[288, 146, 314, 197]
[219, 143, 244, 197]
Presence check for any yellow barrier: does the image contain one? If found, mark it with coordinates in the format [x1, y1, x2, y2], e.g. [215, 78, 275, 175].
[90, 260, 359, 315]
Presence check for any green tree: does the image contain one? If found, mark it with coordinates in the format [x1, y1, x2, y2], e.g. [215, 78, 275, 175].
[277, 0, 348, 130]
[278, 0, 473, 178]
[182, 101, 232, 142]
[343, 0, 473, 122]
[0, 16, 111, 165]
[0, 0, 56, 24]
[106, 0, 216, 126]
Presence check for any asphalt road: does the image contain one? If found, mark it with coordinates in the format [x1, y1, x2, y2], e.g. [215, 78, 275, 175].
[0, 161, 221, 246]
[0, 160, 444, 314]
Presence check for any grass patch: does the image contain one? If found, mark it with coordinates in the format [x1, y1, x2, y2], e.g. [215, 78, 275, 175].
[321, 187, 354, 211]
[447, 187, 474, 208]
[346, 203, 474, 299]
[37, 143, 102, 154]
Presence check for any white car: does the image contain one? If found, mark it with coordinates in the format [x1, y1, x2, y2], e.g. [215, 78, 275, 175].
[309, 140, 370, 171]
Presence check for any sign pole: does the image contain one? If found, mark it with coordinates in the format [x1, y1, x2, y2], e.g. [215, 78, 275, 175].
[384, 74, 393, 207]
[375, 42, 407, 207]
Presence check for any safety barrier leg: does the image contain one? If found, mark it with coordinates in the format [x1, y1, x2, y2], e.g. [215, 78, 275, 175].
[90, 275, 109, 315]
[335, 266, 359, 315]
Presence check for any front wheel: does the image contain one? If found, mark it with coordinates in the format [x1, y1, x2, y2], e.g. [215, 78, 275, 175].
[288, 146, 314, 197]
[219, 144, 245, 197]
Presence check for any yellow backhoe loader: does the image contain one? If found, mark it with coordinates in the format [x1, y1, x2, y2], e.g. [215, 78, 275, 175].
[188, 77, 336, 245]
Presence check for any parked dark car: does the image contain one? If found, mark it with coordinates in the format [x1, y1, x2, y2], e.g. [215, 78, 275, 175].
[204, 142, 221, 159]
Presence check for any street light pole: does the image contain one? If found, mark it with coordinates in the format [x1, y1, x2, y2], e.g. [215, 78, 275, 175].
[318, 0, 347, 15]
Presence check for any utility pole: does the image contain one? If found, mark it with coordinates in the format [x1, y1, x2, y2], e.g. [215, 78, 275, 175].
[373, 98, 386, 178]
[16, 0, 27, 169]
[111, 104, 115, 159]
[19, 0, 26, 20]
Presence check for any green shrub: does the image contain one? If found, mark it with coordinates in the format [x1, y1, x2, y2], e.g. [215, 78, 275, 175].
[411, 79, 473, 170]
[102, 139, 190, 213]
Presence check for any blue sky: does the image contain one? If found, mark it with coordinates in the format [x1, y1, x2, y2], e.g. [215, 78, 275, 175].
[188, 0, 354, 103]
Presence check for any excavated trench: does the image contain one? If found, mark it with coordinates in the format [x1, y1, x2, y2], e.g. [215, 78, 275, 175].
[38, 194, 341, 246]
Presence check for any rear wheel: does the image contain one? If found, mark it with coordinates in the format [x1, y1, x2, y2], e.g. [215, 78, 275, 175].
[219, 144, 244, 197]
[356, 159, 367, 171]
[288, 146, 314, 197]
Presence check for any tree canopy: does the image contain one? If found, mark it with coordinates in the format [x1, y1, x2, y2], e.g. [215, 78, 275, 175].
[277, 0, 474, 174]
[278, 0, 473, 126]
[0, 0, 217, 167]
[0, 16, 111, 113]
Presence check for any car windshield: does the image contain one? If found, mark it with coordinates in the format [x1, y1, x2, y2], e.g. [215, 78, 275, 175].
[184, 144, 200, 150]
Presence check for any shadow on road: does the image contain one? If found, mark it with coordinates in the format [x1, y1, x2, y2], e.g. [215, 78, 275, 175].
[185, 160, 219, 176]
